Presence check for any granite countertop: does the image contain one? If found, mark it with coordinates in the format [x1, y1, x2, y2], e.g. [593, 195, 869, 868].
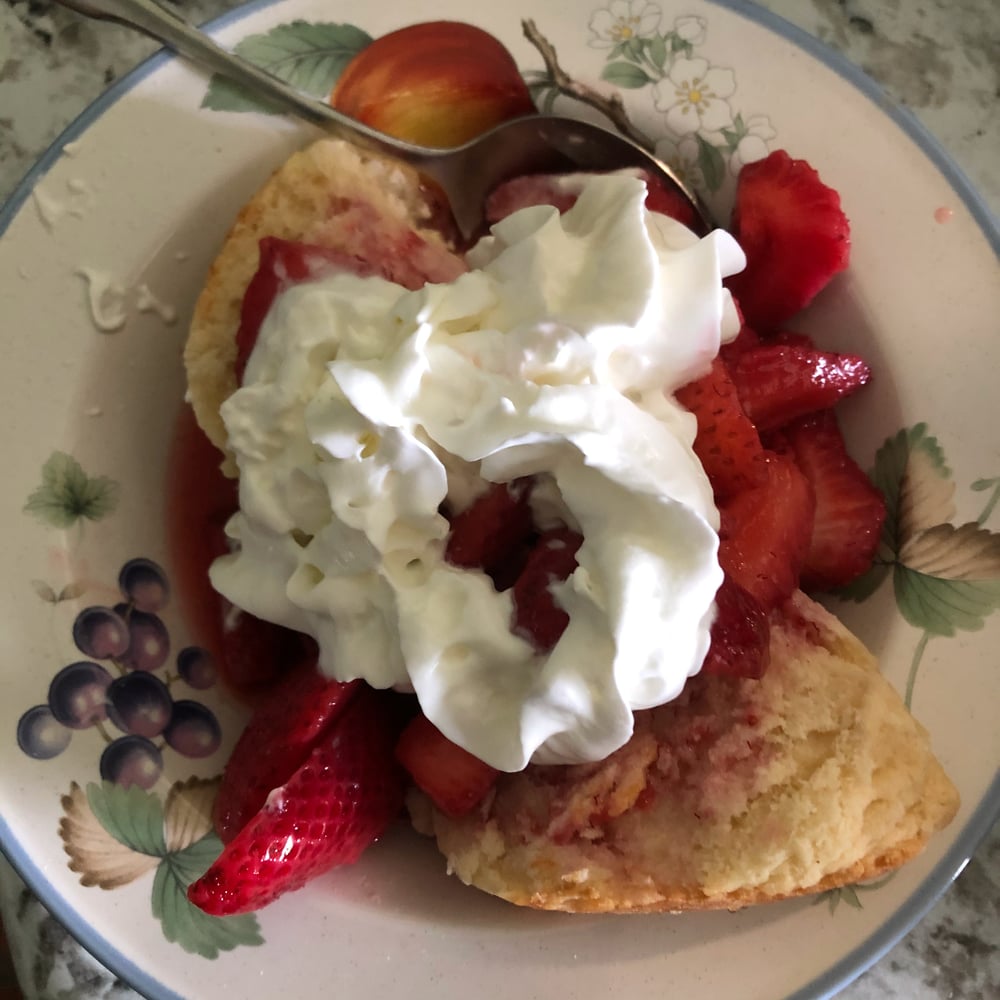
[0, 0, 998, 997]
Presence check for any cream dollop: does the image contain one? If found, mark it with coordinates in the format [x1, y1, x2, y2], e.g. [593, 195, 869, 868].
[213, 173, 745, 771]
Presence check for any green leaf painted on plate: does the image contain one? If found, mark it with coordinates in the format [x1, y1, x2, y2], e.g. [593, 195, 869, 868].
[814, 886, 842, 913]
[201, 21, 373, 114]
[646, 34, 667, 70]
[719, 127, 740, 150]
[624, 36, 644, 62]
[720, 114, 747, 151]
[86, 782, 167, 857]
[970, 477, 1000, 525]
[23, 452, 120, 529]
[695, 134, 726, 191]
[152, 847, 264, 958]
[840, 885, 863, 909]
[168, 832, 225, 884]
[670, 34, 694, 58]
[601, 62, 654, 89]
[893, 567, 1000, 636]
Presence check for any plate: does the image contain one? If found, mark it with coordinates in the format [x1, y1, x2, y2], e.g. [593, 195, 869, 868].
[1, 1, 998, 998]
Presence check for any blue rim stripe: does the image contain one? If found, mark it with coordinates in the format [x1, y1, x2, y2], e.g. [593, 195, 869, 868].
[1, 2, 997, 998]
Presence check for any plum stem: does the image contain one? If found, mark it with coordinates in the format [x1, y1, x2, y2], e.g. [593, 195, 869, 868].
[521, 19, 655, 150]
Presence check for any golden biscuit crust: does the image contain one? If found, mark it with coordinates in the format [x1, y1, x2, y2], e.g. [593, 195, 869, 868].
[184, 139, 456, 473]
[413, 592, 958, 912]
[185, 145, 958, 912]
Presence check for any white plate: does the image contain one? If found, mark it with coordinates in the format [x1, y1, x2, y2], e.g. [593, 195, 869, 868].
[1, 1, 998, 998]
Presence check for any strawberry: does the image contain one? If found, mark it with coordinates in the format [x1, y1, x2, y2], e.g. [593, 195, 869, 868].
[236, 221, 465, 381]
[511, 528, 583, 651]
[701, 576, 770, 679]
[445, 479, 535, 583]
[779, 411, 887, 590]
[718, 451, 815, 610]
[675, 358, 767, 500]
[189, 687, 405, 916]
[770, 329, 815, 349]
[216, 604, 319, 701]
[485, 175, 579, 222]
[485, 170, 700, 230]
[640, 170, 704, 231]
[717, 298, 761, 366]
[213, 658, 361, 842]
[236, 238, 377, 382]
[730, 343, 871, 432]
[726, 150, 850, 331]
[395, 713, 499, 817]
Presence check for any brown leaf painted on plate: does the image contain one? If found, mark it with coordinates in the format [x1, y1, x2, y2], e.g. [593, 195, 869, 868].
[59, 782, 159, 889]
[898, 448, 957, 543]
[163, 776, 221, 854]
[899, 522, 1000, 580]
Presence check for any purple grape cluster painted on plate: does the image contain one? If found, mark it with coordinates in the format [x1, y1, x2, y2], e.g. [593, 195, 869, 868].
[17, 556, 222, 789]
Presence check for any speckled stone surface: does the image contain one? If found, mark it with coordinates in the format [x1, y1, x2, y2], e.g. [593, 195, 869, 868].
[0, 0, 998, 998]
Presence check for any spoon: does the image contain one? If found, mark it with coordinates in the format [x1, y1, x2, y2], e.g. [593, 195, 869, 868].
[53, 0, 710, 240]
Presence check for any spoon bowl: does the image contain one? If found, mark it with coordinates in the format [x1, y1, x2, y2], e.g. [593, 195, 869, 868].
[53, 0, 710, 240]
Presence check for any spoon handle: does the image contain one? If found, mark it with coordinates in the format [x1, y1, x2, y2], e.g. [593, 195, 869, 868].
[52, 0, 424, 157]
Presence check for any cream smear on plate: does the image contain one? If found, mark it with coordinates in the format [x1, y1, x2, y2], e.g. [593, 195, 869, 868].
[211, 173, 745, 771]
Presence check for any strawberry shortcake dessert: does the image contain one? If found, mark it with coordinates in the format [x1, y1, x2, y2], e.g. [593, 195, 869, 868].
[180, 24, 957, 917]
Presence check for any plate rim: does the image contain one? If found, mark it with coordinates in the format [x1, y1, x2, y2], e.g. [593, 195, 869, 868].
[1, 1, 998, 998]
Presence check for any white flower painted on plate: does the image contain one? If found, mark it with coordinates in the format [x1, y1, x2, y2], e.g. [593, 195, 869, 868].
[673, 14, 707, 45]
[731, 114, 778, 173]
[654, 136, 701, 190]
[653, 57, 737, 134]
[589, 0, 662, 48]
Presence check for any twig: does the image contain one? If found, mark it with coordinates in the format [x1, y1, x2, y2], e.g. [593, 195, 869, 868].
[521, 19, 654, 150]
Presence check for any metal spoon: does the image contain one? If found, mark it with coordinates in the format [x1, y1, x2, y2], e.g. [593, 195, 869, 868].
[53, 0, 710, 240]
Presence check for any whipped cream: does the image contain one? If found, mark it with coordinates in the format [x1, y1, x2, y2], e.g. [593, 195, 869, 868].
[212, 173, 745, 771]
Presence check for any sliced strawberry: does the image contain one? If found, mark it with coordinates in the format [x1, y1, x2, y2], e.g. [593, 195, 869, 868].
[718, 451, 815, 610]
[675, 357, 767, 500]
[395, 712, 499, 817]
[236, 214, 466, 381]
[445, 479, 535, 581]
[780, 411, 887, 590]
[730, 343, 871, 432]
[485, 174, 579, 222]
[717, 299, 761, 366]
[642, 170, 703, 231]
[485, 170, 699, 229]
[701, 577, 770, 679]
[189, 687, 405, 916]
[727, 150, 850, 331]
[213, 657, 360, 842]
[511, 528, 583, 651]
[770, 329, 815, 349]
[236, 238, 378, 381]
[216, 604, 319, 701]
